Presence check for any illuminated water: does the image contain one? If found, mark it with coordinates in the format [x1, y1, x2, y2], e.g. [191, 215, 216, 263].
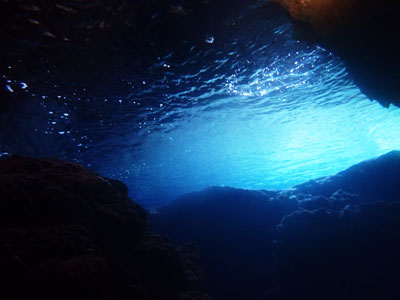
[1, 3, 400, 206]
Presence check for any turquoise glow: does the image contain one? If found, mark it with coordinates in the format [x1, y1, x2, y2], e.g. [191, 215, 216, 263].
[108, 45, 400, 203]
[127, 98, 400, 202]
[2, 8, 400, 207]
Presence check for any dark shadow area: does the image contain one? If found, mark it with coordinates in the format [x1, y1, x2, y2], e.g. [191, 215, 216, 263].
[0, 155, 210, 300]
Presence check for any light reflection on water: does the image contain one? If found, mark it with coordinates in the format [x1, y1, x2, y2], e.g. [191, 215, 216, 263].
[1, 4, 400, 206]
[114, 84, 400, 206]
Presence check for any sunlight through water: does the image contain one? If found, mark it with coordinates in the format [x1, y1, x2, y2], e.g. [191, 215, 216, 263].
[1, 4, 400, 207]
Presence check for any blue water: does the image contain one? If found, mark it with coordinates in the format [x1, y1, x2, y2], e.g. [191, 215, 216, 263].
[1, 3, 400, 206]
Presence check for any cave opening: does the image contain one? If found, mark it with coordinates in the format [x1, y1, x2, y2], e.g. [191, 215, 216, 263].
[1, 0, 399, 207]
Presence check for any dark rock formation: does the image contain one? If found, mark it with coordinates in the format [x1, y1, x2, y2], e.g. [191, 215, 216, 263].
[0, 155, 211, 300]
[2, 151, 399, 299]
[299, 195, 331, 210]
[294, 150, 400, 203]
[152, 151, 400, 299]
[274, 201, 400, 300]
[271, 0, 383, 34]
[272, 0, 400, 107]
[151, 187, 299, 299]
[329, 189, 362, 210]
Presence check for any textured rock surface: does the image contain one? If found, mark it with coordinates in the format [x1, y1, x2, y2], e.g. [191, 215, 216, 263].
[271, 0, 379, 33]
[272, 0, 400, 107]
[294, 150, 400, 202]
[0, 155, 211, 300]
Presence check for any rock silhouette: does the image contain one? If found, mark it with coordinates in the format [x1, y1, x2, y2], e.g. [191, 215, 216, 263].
[152, 151, 400, 299]
[0, 155, 210, 300]
[272, 0, 400, 106]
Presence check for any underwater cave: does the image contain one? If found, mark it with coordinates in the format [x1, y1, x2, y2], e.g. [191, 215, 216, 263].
[1, 0, 400, 299]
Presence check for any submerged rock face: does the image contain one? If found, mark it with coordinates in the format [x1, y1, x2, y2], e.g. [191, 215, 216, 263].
[275, 202, 400, 300]
[2, 153, 400, 299]
[151, 187, 299, 299]
[0, 155, 146, 238]
[152, 151, 400, 299]
[0, 155, 210, 300]
[272, 0, 400, 107]
[294, 150, 400, 202]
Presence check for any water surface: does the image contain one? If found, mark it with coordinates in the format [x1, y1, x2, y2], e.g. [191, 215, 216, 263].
[1, 3, 400, 206]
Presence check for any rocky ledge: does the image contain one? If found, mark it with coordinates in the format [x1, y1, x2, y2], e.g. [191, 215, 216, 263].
[151, 150, 400, 299]
[0, 155, 211, 300]
[271, 0, 400, 107]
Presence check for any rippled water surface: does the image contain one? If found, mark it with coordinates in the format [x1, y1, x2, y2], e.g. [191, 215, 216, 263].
[1, 3, 400, 206]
